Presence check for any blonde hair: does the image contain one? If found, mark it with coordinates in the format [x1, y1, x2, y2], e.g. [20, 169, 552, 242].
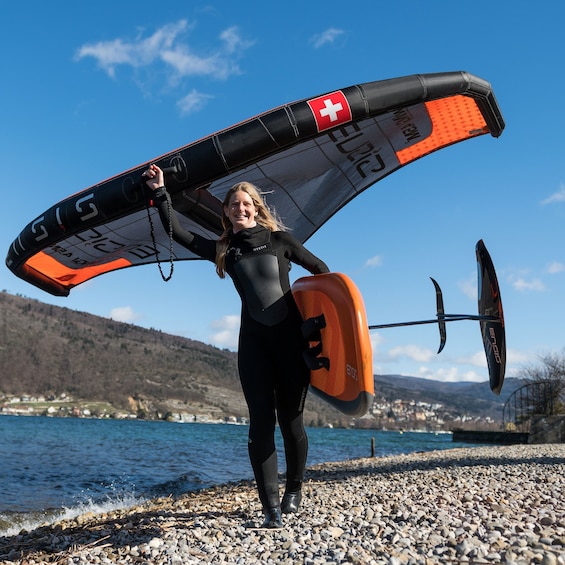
[215, 182, 285, 278]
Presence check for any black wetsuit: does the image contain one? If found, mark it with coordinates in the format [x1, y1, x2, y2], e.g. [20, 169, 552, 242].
[153, 190, 329, 510]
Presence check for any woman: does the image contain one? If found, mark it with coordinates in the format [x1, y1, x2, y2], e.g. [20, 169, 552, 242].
[144, 164, 329, 528]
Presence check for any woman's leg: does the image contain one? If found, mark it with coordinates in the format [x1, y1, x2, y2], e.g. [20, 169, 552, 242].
[273, 326, 310, 500]
[237, 334, 280, 512]
[278, 410, 308, 492]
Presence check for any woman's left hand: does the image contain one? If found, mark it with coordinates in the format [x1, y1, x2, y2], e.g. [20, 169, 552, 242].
[143, 164, 165, 191]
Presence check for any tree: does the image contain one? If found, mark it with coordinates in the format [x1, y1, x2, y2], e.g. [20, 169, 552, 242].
[518, 349, 565, 415]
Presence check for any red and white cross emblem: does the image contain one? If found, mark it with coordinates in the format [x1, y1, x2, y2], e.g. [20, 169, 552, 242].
[307, 91, 352, 132]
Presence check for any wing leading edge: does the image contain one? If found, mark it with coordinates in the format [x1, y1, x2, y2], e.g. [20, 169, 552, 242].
[6, 71, 504, 296]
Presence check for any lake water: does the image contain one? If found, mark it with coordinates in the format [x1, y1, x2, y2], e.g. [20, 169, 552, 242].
[0, 415, 473, 534]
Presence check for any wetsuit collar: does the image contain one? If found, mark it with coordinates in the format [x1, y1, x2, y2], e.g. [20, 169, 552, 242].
[231, 224, 266, 239]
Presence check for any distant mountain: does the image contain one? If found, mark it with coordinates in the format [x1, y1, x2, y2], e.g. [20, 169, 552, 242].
[374, 373, 524, 422]
[0, 291, 522, 427]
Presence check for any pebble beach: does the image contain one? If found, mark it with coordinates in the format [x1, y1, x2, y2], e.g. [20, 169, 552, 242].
[2, 444, 565, 565]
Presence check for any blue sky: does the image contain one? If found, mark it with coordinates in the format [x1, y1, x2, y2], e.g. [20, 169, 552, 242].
[2, 1, 564, 385]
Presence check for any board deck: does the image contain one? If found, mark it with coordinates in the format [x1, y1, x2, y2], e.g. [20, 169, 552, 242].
[292, 273, 374, 417]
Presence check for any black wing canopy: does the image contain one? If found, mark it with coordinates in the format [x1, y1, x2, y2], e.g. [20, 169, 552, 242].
[6, 71, 504, 296]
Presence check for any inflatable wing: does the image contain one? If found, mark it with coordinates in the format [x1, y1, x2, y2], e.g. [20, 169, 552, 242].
[6, 71, 504, 296]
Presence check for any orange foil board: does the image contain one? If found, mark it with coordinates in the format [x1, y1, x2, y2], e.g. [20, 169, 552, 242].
[292, 273, 374, 417]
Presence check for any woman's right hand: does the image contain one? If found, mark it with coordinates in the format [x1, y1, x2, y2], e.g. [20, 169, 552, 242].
[143, 164, 165, 191]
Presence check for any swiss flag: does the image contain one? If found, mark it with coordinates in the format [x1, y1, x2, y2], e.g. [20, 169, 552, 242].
[307, 91, 352, 132]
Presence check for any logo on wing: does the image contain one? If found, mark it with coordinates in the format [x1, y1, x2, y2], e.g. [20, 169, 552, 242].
[307, 91, 352, 132]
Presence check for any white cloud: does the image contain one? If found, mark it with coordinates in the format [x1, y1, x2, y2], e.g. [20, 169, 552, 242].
[75, 21, 189, 77]
[370, 333, 385, 373]
[547, 261, 565, 274]
[387, 344, 435, 363]
[109, 306, 141, 323]
[209, 315, 240, 349]
[510, 277, 545, 292]
[540, 183, 565, 205]
[456, 350, 488, 368]
[458, 273, 477, 300]
[75, 21, 254, 111]
[456, 347, 531, 376]
[160, 26, 253, 80]
[371, 333, 384, 349]
[506, 348, 531, 365]
[417, 366, 485, 383]
[310, 28, 345, 49]
[177, 90, 214, 115]
[220, 26, 255, 55]
[364, 255, 383, 268]
[160, 48, 221, 77]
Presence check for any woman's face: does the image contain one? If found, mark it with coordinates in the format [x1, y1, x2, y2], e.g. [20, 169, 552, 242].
[225, 190, 258, 233]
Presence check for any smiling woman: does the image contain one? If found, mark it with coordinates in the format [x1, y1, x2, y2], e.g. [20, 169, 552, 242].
[144, 164, 330, 528]
[225, 190, 258, 232]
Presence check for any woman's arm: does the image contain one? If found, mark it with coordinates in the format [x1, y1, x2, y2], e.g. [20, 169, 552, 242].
[276, 231, 329, 275]
[144, 164, 216, 261]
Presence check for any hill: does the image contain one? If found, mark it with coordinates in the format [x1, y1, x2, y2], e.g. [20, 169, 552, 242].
[0, 291, 346, 425]
[0, 291, 246, 419]
[0, 291, 521, 428]
[373, 374, 523, 429]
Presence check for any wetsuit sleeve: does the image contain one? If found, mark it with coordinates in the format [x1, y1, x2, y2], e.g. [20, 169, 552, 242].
[152, 188, 217, 262]
[275, 232, 330, 274]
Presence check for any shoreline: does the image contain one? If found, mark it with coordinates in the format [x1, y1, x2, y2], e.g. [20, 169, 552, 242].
[0, 411, 473, 435]
[2, 444, 565, 564]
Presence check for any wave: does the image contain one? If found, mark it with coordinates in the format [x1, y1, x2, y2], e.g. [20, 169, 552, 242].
[0, 469, 216, 536]
[0, 491, 145, 537]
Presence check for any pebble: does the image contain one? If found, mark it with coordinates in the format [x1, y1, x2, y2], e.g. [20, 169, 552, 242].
[1, 444, 565, 564]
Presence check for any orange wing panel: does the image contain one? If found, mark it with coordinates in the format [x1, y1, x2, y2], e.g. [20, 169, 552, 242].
[25, 252, 132, 287]
[396, 96, 488, 165]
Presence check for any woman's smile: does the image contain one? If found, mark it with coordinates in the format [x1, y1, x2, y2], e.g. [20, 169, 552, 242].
[225, 190, 258, 232]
